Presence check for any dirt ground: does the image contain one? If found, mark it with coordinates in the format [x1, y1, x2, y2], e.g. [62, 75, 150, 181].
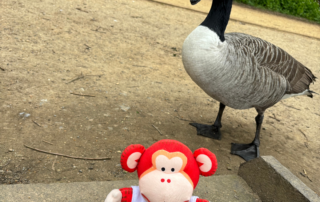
[1, 0, 320, 196]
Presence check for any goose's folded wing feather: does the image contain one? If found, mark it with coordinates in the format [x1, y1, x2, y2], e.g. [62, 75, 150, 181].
[225, 33, 316, 94]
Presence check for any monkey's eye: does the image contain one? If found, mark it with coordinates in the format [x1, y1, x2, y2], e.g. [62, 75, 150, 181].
[161, 167, 165, 171]
[171, 168, 175, 172]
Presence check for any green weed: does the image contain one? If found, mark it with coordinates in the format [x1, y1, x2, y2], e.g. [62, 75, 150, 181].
[235, 0, 320, 23]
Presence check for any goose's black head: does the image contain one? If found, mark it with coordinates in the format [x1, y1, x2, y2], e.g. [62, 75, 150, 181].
[190, 0, 201, 5]
[191, 0, 226, 5]
[191, 0, 233, 42]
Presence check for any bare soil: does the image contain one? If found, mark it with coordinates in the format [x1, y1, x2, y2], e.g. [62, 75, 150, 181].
[1, 0, 320, 196]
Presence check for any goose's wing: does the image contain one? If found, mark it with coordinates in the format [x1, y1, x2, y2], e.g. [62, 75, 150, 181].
[225, 33, 316, 95]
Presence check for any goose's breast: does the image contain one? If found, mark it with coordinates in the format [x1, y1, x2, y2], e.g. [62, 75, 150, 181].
[182, 26, 228, 91]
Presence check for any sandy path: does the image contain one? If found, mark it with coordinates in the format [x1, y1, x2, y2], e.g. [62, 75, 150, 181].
[154, 0, 320, 39]
[1, 0, 319, 197]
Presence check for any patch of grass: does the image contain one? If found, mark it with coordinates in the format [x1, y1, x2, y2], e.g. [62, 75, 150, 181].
[235, 0, 320, 23]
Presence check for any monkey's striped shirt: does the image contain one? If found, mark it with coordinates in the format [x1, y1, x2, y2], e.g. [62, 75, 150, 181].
[118, 186, 209, 202]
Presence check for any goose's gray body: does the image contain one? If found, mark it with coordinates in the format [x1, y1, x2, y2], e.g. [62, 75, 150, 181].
[182, 26, 314, 110]
[182, 0, 316, 161]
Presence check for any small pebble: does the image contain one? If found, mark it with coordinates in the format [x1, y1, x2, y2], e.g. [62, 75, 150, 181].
[120, 91, 128, 96]
[8, 149, 14, 152]
[120, 105, 130, 112]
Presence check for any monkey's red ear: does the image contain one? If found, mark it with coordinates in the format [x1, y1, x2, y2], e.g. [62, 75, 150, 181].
[120, 144, 145, 172]
[194, 148, 218, 176]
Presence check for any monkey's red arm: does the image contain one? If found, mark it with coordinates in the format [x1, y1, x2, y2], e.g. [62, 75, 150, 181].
[196, 198, 209, 202]
[119, 187, 133, 202]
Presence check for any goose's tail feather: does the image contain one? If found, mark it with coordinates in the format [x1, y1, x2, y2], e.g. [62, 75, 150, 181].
[307, 90, 318, 98]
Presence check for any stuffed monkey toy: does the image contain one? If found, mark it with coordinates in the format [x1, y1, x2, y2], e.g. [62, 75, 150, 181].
[105, 139, 218, 202]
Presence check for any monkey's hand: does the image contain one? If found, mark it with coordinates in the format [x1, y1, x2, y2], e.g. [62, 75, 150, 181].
[105, 189, 122, 202]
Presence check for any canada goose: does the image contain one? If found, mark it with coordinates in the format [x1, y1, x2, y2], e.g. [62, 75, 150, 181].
[182, 0, 316, 161]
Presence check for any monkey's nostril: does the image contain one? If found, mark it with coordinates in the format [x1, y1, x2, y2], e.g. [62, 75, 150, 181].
[161, 178, 165, 183]
[167, 179, 171, 183]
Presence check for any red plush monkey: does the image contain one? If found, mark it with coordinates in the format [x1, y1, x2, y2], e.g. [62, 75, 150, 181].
[105, 139, 218, 202]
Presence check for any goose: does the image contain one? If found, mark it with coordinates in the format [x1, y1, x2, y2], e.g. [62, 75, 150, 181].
[182, 0, 316, 161]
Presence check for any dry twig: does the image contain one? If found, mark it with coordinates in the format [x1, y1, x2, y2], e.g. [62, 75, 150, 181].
[70, 92, 95, 97]
[298, 129, 308, 141]
[152, 125, 163, 135]
[76, 8, 89, 13]
[132, 65, 147, 68]
[32, 120, 41, 127]
[300, 170, 313, 182]
[91, 28, 106, 33]
[84, 44, 91, 50]
[24, 144, 111, 160]
[66, 73, 103, 84]
[66, 72, 84, 84]
[0, 67, 5, 71]
[86, 74, 104, 77]
[42, 140, 53, 145]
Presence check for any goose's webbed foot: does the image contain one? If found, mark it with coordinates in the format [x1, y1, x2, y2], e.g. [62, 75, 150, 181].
[190, 102, 225, 140]
[231, 142, 259, 161]
[190, 123, 222, 140]
[231, 112, 264, 161]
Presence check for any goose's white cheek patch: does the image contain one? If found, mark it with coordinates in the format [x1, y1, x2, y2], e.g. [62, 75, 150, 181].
[196, 154, 212, 172]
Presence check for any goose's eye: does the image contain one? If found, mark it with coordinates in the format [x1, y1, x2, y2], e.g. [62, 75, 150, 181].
[161, 167, 165, 171]
[171, 168, 175, 172]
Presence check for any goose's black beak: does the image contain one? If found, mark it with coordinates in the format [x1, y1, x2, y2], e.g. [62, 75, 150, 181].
[190, 0, 201, 5]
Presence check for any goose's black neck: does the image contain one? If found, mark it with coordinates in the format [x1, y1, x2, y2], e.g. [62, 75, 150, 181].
[200, 0, 233, 42]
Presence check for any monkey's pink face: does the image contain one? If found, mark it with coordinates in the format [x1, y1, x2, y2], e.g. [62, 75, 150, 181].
[139, 151, 193, 202]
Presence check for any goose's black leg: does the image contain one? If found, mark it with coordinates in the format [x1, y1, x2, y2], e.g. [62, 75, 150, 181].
[231, 112, 264, 161]
[190, 103, 225, 140]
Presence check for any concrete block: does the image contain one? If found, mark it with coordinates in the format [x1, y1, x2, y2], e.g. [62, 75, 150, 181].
[0, 175, 260, 202]
[238, 156, 320, 202]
